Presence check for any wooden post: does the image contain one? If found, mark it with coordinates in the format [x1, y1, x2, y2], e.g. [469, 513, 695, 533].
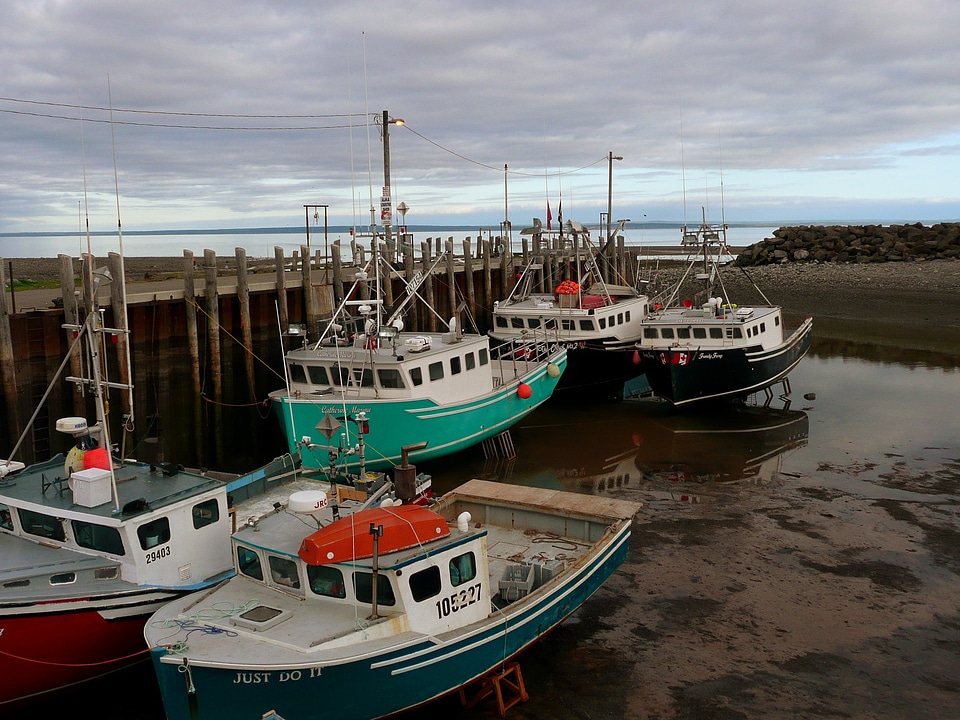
[332, 242, 344, 311]
[59, 254, 85, 418]
[183, 250, 204, 467]
[301, 244, 316, 342]
[107, 253, 134, 438]
[0, 259, 21, 445]
[236, 248, 256, 400]
[378, 236, 394, 309]
[499, 236, 509, 300]
[445, 239, 457, 322]
[618, 235, 627, 283]
[404, 233, 416, 332]
[204, 249, 224, 467]
[463, 239, 476, 325]
[421, 242, 436, 332]
[274, 246, 289, 334]
[482, 239, 492, 326]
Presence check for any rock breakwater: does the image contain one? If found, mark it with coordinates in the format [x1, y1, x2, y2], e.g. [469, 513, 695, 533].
[736, 222, 960, 266]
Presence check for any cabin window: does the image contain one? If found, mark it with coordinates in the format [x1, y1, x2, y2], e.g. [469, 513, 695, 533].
[0, 503, 12, 531]
[410, 367, 423, 386]
[598, 318, 606, 329]
[709, 328, 723, 339]
[289, 364, 307, 384]
[527, 318, 541, 329]
[137, 518, 171, 550]
[353, 571, 396, 606]
[561, 319, 575, 331]
[775, 316, 780, 327]
[760, 322, 767, 333]
[307, 565, 346, 598]
[693, 328, 707, 339]
[377, 368, 406, 389]
[544, 319, 558, 330]
[429, 361, 444, 381]
[237, 545, 264, 581]
[479, 348, 489, 366]
[192, 499, 220, 529]
[18, 509, 65, 542]
[450, 551, 477, 587]
[746, 327, 752, 337]
[661, 328, 675, 340]
[330, 366, 351, 386]
[450, 356, 462, 375]
[510, 317, 524, 329]
[409, 566, 442, 602]
[465, 353, 476, 371]
[495, 316, 507, 328]
[72, 520, 125, 556]
[354, 368, 374, 388]
[307, 365, 329, 385]
[625, 311, 631, 322]
[95, 567, 119, 580]
[268, 556, 301, 589]
[579, 320, 594, 331]
[617, 313, 624, 324]
[731, 328, 743, 339]
[4, 579, 29, 589]
[50, 572, 76, 585]
[643, 328, 658, 339]
[677, 328, 691, 339]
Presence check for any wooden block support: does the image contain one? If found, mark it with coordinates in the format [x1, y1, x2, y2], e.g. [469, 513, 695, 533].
[459, 661, 529, 717]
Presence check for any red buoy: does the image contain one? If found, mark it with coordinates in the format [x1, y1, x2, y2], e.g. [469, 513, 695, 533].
[83, 447, 111, 470]
[517, 383, 533, 399]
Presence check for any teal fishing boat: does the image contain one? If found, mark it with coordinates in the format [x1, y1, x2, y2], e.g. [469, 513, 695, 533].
[269, 252, 567, 475]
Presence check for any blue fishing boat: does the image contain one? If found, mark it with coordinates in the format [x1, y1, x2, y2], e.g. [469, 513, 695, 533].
[269, 251, 567, 475]
[144, 479, 640, 720]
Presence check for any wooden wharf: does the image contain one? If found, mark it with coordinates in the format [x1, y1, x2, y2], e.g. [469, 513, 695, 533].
[0, 234, 643, 472]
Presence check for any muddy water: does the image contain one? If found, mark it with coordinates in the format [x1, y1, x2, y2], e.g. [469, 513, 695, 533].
[60, 329, 960, 719]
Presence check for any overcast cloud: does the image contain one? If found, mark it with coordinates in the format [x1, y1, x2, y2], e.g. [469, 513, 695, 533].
[2, 0, 960, 235]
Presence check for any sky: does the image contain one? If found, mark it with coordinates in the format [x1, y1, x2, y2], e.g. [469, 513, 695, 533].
[2, 0, 960, 237]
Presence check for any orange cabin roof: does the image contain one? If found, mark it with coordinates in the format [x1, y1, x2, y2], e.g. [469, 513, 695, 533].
[298, 505, 451, 565]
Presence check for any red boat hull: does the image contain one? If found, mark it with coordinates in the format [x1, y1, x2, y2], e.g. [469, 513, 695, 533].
[0, 594, 174, 707]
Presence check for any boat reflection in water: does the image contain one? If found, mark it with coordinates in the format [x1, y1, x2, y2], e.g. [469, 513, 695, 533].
[490, 401, 809, 496]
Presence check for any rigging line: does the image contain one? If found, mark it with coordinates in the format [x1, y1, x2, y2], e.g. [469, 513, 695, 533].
[362, 32, 376, 237]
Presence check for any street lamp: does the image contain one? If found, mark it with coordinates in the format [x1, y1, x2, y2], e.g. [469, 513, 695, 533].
[375, 110, 405, 261]
[606, 152, 623, 246]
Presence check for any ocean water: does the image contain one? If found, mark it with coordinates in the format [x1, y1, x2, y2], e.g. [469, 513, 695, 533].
[0, 223, 780, 259]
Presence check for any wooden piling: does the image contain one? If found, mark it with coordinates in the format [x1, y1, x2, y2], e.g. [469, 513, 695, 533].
[301, 245, 316, 341]
[482, 239, 492, 325]
[445, 239, 457, 322]
[107, 253, 134, 445]
[236, 248, 256, 399]
[421, 242, 436, 332]
[59, 254, 85, 418]
[332, 242, 344, 312]
[0, 259, 21, 444]
[183, 250, 204, 467]
[404, 234, 417, 332]
[204, 249, 224, 467]
[274, 246, 289, 334]
[463, 239, 476, 324]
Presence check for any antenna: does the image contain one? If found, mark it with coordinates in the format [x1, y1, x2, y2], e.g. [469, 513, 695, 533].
[362, 32, 375, 239]
[679, 103, 687, 228]
[108, 75, 135, 438]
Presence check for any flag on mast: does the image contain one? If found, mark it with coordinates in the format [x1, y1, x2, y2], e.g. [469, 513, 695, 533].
[547, 202, 552, 230]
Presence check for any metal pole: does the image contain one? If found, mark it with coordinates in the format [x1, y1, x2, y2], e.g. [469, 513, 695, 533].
[607, 151, 614, 247]
[383, 109, 393, 262]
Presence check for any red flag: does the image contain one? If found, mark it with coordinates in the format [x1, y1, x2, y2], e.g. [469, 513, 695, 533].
[547, 202, 553, 230]
[558, 199, 562, 227]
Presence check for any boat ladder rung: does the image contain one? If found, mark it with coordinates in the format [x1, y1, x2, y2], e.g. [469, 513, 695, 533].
[481, 430, 516, 460]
